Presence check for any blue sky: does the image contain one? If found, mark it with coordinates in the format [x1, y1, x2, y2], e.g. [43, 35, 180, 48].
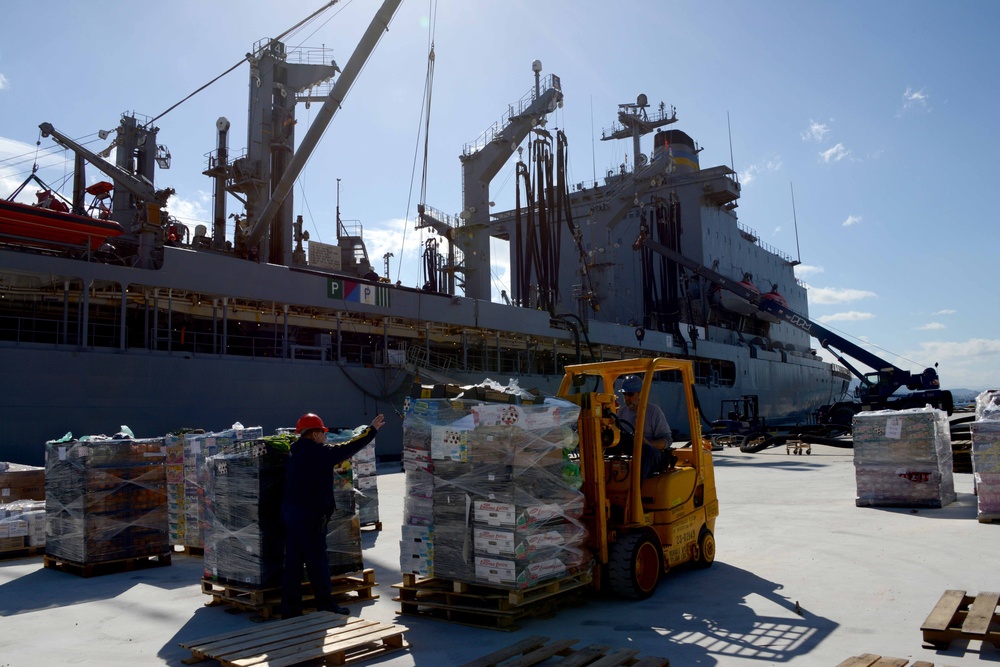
[1, 0, 998, 391]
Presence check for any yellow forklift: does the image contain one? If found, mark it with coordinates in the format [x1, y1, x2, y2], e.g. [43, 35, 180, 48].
[557, 357, 719, 598]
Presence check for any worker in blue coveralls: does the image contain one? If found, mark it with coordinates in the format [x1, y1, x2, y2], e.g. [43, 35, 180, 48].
[617, 375, 673, 481]
[281, 411, 385, 618]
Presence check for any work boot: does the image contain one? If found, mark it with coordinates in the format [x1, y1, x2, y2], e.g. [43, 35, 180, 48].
[324, 602, 350, 615]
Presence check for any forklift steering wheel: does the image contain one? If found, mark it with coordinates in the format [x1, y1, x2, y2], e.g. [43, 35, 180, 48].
[607, 413, 636, 458]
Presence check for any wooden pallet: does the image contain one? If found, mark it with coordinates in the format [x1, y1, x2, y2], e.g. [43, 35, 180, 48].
[0, 544, 44, 560]
[179, 611, 408, 667]
[458, 635, 669, 667]
[202, 568, 378, 621]
[392, 570, 591, 631]
[43, 552, 171, 577]
[837, 655, 958, 667]
[921, 589, 1000, 650]
[360, 521, 382, 531]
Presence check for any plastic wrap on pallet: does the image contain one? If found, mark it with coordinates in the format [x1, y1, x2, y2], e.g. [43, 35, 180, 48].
[971, 420, 1000, 474]
[853, 407, 956, 508]
[326, 508, 363, 575]
[0, 462, 45, 504]
[0, 499, 46, 547]
[975, 472, 1000, 517]
[328, 431, 380, 527]
[203, 439, 286, 587]
[400, 385, 589, 590]
[164, 434, 186, 544]
[44, 437, 169, 564]
[183, 426, 263, 548]
[204, 436, 364, 588]
[975, 389, 1000, 421]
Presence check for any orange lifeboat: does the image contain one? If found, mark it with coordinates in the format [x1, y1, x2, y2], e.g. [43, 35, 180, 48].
[757, 284, 788, 323]
[0, 192, 124, 252]
[716, 272, 759, 316]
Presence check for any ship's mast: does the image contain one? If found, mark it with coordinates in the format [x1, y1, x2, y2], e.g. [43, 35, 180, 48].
[600, 94, 677, 174]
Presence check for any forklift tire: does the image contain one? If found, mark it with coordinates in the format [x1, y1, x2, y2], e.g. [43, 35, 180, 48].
[694, 527, 716, 569]
[608, 531, 662, 599]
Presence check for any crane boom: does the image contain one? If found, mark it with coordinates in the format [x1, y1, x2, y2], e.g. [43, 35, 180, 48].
[637, 234, 952, 419]
[244, 0, 403, 249]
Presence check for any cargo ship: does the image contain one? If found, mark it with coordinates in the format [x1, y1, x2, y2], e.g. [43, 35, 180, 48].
[0, 0, 849, 466]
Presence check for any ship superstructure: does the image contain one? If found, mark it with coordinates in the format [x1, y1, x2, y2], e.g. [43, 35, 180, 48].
[0, 6, 848, 466]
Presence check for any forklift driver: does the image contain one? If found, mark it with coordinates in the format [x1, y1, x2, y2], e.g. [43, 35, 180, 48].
[618, 375, 673, 480]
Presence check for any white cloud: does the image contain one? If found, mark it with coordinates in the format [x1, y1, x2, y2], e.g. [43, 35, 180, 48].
[0, 73, 8, 91]
[817, 311, 875, 323]
[819, 143, 849, 163]
[905, 338, 1000, 390]
[794, 264, 824, 279]
[739, 155, 782, 186]
[801, 120, 830, 142]
[773, 225, 782, 234]
[933, 309, 956, 316]
[360, 217, 439, 287]
[901, 86, 930, 113]
[916, 322, 945, 331]
[809, 286, 877, 305]
[842, 214, 862, 227]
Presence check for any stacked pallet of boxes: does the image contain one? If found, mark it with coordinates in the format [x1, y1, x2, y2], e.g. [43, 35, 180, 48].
[44, 437, 169, 564]
[971, 390, 1000, 521]
[203, 438, 286, 586]
[203, 433, 364, 589]
[401, 382, 589, 590]
[853, 407, 956, 508]
[329, 457, 364, 575]
[0, 463, 45, 553]
[0, 500, 45, 551]
[165, 434, 186, 545]
[168, 426, 262, 549]
[351, 439, 379, 528]
[280, 426, 366, 572]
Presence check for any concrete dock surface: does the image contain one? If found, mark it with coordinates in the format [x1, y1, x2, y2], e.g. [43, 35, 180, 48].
[1, 443, 998, 666]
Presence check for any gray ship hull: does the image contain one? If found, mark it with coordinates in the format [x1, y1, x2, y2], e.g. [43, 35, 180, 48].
[0, 244, 843, 464]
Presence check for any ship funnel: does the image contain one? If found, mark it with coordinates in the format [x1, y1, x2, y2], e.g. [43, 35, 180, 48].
[654, 129, 700, 173]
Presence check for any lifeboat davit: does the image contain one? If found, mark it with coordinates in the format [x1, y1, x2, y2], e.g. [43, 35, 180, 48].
[757, 284, 788, 323]
[716, 273, 759, 316]
[0, 190, 124, 252]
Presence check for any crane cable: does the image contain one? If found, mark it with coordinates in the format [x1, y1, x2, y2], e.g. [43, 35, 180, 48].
[396, 0, 438, 286]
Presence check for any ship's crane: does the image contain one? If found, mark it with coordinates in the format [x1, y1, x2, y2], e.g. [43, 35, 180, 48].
[38, 119, 175, 268]
[242, 0, 404, 263]
[637, 233, 954, 426]
[418, 61, 564, 300]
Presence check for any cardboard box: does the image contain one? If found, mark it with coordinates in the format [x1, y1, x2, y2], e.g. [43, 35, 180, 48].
[0, 463, 45, 503]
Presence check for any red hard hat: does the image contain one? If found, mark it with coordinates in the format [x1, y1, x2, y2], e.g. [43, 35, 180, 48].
[295, 413, 328, 433]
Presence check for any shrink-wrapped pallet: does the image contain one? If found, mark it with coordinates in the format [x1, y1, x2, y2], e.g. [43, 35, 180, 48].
[853, 407, 955, 508]
[400, 381, 589, 590]
[203, 435, 363, 589]
[204, 439, 287, 587]
[172, 425, 263, 548]
[0, 499, 46, 547]
[327, 430, 379, 528]
[971, 402, 1000, 518]
[44, 436, 169, 564]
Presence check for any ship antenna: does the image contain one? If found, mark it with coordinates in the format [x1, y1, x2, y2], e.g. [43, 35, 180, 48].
[790, 182, 802, 265]
[336, 178, 343, 239]
[591, 96, 597, 185]
[727, 111, 736, 178]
